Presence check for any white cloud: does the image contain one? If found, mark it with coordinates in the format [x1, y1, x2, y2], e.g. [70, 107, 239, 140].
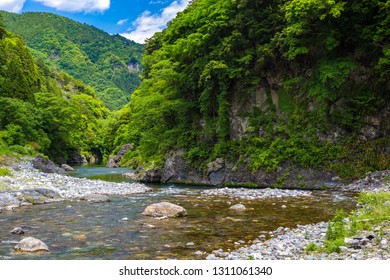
[121, 0, 189, 44]
[0, 0, 26, 13]
[117, 18, 128, 25]
[34, 0, 110, 13]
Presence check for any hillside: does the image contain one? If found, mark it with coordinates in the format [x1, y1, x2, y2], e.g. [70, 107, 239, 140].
[109, 0, 389, 187]
[0, 16, 108, 163]
[0, 11, 144, 110]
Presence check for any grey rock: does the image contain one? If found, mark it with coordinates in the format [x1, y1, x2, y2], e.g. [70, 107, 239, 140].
[142, 202, 187, 217]
[34, 188, 61, 199]
[14, 237, 49, 252]
[0, 193, 20, 207]
[61, 164, 74, 171]
[207, 158, 225, 174]
[81, 194, 111, 203]
[32, 154, 65, 174]
[10, 227, 24, 235]
[107, 144, 134, 167]
[16, 190, 46, 204]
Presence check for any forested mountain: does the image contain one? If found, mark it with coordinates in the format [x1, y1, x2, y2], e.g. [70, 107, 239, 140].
[0, 11, 144, 110]
[0, 16, 108, 163]
[110, 0, 389, 185]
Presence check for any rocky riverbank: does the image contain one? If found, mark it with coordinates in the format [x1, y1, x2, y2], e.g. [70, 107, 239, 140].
[207, 170, 390, 260]
[0, 158, 151, 211]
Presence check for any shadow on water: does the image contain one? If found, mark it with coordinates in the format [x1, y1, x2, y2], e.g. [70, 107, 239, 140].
[0, 165, 358, 260]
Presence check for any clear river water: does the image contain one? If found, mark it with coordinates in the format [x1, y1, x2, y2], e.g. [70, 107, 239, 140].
[0, 165, 357, 260]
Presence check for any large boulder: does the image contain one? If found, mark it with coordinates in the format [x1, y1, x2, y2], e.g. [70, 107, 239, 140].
[142, 202, 187, 217]
[14, 237, 49, 252]
[32, 154, 65, 174]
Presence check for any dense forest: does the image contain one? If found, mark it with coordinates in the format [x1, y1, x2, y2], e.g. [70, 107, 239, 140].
[1, 0, 389, 186]
[0, 11, 144, 110]
[109, 0, 389, 184]
[0, 15, 109, 163]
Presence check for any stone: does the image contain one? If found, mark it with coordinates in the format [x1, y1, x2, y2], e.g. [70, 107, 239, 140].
[207, 158, 225, 174]
[186, 242, 195, 246]
[0, 193, 20, 207]
[14, 237, 49, 252]
[81, 194, 111, 203]
[32, 154, 65, 174]
[34, 188, 61, 199]
[61, 164, 74, 171]
[16, 190, 47, 204]
[10, 227, 24, 235]
[229, 204, 247, 211]
[142, 202, 187, 217]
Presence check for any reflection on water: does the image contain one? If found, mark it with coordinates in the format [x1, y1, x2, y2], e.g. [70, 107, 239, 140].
[0, 166, 357, 260]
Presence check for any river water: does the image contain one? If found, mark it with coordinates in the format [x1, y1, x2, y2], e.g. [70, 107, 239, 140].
[0, 166, 357, 260]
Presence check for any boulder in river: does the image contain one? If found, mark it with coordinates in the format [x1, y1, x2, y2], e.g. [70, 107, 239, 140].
[10, 227, 24, 235]
[61, 164, 74, 171]
[14, 237, 49, 252]
[81, 194, 111, 203]
[142, 202, 187, 217]
[229, 203, 247, 211]
[32, 154, 65, 174]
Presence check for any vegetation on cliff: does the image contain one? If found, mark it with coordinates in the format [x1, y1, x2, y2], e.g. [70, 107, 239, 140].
[110, 0, 389, 180]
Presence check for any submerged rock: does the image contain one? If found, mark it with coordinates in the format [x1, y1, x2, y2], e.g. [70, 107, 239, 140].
[81, 194, 111, 203]
[229, 204, 247, 211]
[142, 202, 187, 217]
[10, 227, 24, 235]
[14, 237, 49, 252]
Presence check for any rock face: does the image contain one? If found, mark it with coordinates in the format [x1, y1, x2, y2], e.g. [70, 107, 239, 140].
[107, 144, 134, 168]
[142, 202, 187, 217]
[32, 154, 65, 174]
[81, 194, 111, 203]
[14, 237, 49, 252]
[133, 150, 337, 189]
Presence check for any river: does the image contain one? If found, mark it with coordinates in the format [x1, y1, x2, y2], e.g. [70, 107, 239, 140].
[0, 165, 357, 260]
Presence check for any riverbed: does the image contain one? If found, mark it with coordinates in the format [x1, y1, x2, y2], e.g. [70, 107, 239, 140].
[0, 164, 358, 260]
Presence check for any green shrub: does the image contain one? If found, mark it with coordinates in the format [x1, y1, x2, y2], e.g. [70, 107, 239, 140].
[0, 167, 12, 177]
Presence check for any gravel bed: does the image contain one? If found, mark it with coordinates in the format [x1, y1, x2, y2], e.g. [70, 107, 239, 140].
[0, 160, 151, 209]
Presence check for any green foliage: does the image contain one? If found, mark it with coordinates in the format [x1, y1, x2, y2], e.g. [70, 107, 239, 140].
[0, 23, 109, 162]
[305, 242, 319, 252]
[0, 11, 143, 110]
[323, 192, 390, 253]
[0, 167, 12, 177]
[108, 0, 388, 175]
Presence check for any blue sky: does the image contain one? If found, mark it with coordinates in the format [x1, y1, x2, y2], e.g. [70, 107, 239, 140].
[0, 0, 189, 43]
